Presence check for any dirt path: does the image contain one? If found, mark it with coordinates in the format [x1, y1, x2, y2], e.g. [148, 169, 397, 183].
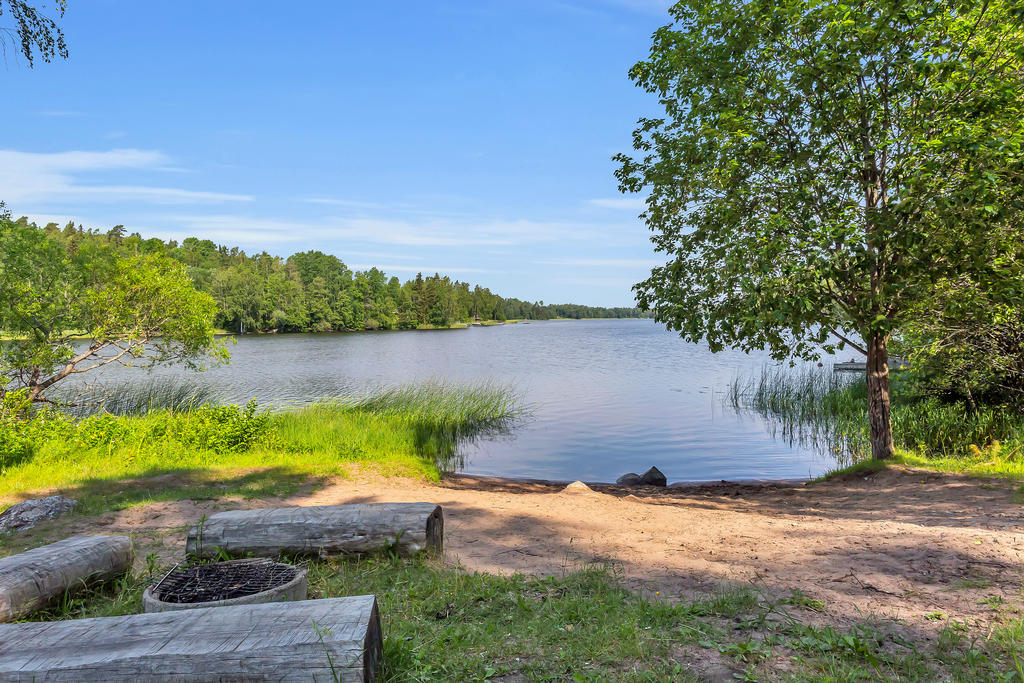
[9, 466, 1024, 641]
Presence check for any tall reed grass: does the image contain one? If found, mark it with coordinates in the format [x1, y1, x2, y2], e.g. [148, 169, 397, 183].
[286, 380, 527, 471]
[51, 378, 218, 417]
[729, 365, 1024, 463]
[729, 366, 868, 462]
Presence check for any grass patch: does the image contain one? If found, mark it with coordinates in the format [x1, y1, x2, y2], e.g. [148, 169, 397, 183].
[11, 554, 1024, 681]
[0, 381, 524, 510]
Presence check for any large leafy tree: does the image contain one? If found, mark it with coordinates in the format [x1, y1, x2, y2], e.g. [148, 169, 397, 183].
[0, 216, 226, 404]
[616, 0, 1024, 459]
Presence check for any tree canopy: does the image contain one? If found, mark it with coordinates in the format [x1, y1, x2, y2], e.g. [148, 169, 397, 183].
[616, 0, 1024, 459]
[5, 218, 644, 342]
[0, 213, 225, 404]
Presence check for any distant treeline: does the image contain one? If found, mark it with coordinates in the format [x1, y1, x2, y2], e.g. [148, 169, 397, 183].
[21, 219, 646, 333]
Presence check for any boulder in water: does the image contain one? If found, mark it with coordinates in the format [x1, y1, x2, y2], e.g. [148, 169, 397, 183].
[640, 466, 667, 487]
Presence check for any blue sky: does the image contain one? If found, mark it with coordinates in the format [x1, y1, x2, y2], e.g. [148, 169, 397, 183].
[5, 0, 672, 306]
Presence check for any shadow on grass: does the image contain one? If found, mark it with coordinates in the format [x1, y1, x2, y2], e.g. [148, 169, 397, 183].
[5, 466, 330, 516]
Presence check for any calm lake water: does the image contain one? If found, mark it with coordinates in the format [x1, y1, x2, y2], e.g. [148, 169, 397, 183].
[85, 319, 840, 482]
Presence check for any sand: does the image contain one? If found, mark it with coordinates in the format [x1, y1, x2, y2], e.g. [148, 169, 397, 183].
[10, 465, 1023, 643]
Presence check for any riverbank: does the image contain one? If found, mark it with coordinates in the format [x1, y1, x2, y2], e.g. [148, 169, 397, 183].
[2, 465, 1022, 680]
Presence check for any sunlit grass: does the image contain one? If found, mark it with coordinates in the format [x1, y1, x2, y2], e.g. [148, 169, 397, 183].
[0, 380, 525, 510]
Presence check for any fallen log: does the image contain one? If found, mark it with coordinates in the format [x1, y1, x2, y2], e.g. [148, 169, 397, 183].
[0, 535, 131, 623]
[186, 502, 443, 559]
[0, 595, 382, 681]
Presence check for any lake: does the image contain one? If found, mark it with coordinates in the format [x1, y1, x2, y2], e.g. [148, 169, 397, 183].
[83, 319, 840, 483]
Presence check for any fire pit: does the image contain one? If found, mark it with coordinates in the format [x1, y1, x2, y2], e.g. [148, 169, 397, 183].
[142, 558, 307, 613]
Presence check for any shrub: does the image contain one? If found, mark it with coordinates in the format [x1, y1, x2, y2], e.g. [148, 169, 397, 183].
[0, 390, 73, 470]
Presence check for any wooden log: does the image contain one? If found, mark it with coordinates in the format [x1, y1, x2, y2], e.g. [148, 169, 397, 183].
[186, 502, 443, 559]
[0, 535, 131, 623]
[0, 595, 382, 681]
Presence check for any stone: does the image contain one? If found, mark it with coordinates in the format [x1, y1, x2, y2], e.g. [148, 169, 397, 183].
[0, 495, 77, 533]
[640, 466, 667, 487]
[561, 481, 593, 494]
[616, 472, 643, 486]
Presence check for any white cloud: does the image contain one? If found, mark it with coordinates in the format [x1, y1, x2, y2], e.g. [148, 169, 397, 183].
[587, 197, 647, 210]
[0, 149, 252, 205]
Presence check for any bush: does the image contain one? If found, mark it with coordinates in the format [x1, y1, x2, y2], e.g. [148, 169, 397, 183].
[0, 390, 73, 470]
[72, 400, 272, 454]
[897, 280, 1024, 409]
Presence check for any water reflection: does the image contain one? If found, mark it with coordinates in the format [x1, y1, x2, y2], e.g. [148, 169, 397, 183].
[66, 320, 840, 482]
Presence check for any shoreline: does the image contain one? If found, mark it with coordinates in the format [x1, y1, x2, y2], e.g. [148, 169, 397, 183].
[444, 471, 810, 491]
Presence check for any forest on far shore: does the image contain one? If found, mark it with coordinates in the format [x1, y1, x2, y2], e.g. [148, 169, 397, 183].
[20, 218, 645, 333]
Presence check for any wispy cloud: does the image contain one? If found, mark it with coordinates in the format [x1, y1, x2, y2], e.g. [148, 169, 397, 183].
[0, 149, 252, 205]
[149, 214, 576, 248]
[587, 197, 647, 210]
[348, 263, 491, 274]
[304, 197, 385, 209]
[537, 257, 660, 268]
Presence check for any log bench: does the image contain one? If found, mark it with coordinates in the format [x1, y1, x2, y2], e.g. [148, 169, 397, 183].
[0, 595, 382, 681]
[186, 502, 443, 559]
[0, 535, 131, 623]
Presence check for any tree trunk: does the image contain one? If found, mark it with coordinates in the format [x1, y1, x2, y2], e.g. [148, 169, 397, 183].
[866, 332, 896, 460]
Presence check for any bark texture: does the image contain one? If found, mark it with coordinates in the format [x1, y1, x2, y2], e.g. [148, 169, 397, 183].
[0, 595, 382, 681]
[866, 332, 896, 460]
[186, 502, 444, 559]
[0, 535, 131, 623]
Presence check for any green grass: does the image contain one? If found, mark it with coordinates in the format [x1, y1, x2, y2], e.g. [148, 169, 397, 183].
[731, 365, 1024, 479]
[0, 381, 524, 512]
[15, 554, 1024, 681]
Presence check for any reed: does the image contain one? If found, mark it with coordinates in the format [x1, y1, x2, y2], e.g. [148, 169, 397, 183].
[278, 380, 527, 472]
[728, 366, 869, 462]
[50, 377, 218, 417]
[729, 365, 1024, 465]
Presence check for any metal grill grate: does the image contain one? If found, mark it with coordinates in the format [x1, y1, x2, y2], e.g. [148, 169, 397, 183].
[150, 559, 301, 604]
